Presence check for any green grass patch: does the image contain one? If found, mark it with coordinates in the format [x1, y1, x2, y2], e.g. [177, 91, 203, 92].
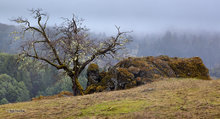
[80, 100, 150, 117]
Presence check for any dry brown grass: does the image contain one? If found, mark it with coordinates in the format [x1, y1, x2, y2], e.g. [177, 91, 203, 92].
[0, 78, 219, 119]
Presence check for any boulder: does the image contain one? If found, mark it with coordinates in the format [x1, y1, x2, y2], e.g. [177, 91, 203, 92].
[85, 56, 211, 94]
[87, 63, 100, 86]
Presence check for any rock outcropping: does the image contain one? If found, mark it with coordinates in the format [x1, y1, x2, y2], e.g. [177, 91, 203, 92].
[85, 56, 211, 94]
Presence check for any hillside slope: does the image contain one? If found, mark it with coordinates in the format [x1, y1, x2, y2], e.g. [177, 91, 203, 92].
[0, 78, 219, 119]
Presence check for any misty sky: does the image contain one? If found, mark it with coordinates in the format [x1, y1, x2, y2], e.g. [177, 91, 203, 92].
[1, 0, 220, 34]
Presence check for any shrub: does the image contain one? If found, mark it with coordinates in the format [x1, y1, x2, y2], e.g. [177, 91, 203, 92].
[0, 98, 9, 105]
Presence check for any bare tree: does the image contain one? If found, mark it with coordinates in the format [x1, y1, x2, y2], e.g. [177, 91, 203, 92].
[12, 9, 130, 96]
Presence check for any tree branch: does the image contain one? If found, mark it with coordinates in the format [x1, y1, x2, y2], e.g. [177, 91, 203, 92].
[78, 27, 126, 74]
[25, 53, 64, 69]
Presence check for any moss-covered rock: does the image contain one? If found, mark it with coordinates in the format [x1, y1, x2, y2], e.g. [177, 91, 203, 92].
[115, 68, 135, 89]
[85, 56, 211, 94]
[87, 63, 100, 86]
[84, 84, 98, 94]
[87, 63, 99, 71]
[167, 57, 210, 79]
[115, 56, 210, 80]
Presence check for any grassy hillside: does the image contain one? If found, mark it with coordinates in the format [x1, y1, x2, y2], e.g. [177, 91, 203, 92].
[0, 78, 219, 119]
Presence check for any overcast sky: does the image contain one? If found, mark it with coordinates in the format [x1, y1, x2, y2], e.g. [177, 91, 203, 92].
[1, 0, 220, 34]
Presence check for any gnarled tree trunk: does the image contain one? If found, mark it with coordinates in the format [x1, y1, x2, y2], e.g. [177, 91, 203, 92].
[70, 75, 84, 96]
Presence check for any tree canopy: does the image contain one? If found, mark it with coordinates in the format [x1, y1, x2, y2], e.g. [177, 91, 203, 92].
[0, 74, 30, 104]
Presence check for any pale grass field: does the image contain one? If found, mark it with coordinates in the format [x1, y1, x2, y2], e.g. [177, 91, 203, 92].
[0, 78, 219, 119]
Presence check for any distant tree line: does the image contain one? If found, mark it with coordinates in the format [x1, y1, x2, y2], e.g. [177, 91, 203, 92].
[137, 31, 220, 70]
